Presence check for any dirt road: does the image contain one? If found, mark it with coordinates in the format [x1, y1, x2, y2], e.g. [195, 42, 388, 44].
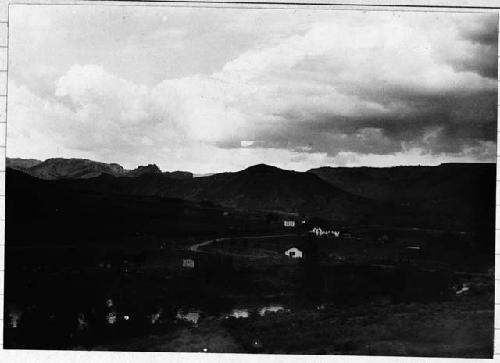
[188, 234, 297, 253]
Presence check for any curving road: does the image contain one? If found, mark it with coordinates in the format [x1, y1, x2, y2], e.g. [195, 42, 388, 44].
[188, 234, 297, 253]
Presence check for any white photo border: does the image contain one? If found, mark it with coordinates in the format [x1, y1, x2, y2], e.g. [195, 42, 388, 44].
[0, 1, 498, 362]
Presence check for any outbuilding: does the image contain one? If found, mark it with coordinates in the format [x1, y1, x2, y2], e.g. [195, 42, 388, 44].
[182, 258, 195, 268]
[284, 247, 303, 258]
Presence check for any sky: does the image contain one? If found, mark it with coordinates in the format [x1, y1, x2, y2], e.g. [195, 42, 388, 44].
[6, 5, 499, 173]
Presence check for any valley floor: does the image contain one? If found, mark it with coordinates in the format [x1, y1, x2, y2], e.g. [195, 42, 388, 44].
[4, 229, 495, 357]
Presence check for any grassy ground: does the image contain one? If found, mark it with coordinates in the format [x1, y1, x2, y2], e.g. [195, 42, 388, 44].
[93, 318, 243, 352]
[93, 292, 493, 357]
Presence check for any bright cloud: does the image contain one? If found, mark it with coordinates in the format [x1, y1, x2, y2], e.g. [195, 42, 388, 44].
[6, 7, 498, 173]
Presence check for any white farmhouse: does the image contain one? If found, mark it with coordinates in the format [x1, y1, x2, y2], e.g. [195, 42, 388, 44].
[284, 247, 303, 258]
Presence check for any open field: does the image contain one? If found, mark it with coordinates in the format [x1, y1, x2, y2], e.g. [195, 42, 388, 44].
[4, 227, 494, 356]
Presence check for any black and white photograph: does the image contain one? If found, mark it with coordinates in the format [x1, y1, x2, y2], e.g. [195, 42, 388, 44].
[3, 3, 498, 358]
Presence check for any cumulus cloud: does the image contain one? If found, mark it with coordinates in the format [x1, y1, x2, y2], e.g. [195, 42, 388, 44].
[7, 8, 498, 172]
[215, 12, 497, 161]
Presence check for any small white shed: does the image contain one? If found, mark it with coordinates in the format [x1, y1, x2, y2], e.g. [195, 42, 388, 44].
[284, 247, 303, 258]
[182, 258, 195, 268]
[283, 220, 296, 227]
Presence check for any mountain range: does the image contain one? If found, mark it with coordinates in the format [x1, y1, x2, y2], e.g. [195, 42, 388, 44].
[6, 157, 496, 232]
[6, 157, 193, 180]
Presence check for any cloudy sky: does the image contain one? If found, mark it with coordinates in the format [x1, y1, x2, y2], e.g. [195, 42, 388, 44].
[7, 5, 498, 173]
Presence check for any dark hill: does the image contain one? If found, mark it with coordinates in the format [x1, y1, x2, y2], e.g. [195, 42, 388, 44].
[184, 164, 377, 221]
[6, 169, 230, 246]
[49, 163, 382, 223]
[308, 163, 496, 231]
[309, 163, 495, 201]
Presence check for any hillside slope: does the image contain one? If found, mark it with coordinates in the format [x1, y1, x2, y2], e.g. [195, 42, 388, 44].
[309, 163, 496, 231]
[50, 163, 381, 223]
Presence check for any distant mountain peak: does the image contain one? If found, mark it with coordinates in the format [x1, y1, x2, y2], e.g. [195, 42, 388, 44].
[22, 157, 128, 180]
[129, 163, 162, 176]
[242, 163, 283, 173]
[6, 157, 43, 171]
